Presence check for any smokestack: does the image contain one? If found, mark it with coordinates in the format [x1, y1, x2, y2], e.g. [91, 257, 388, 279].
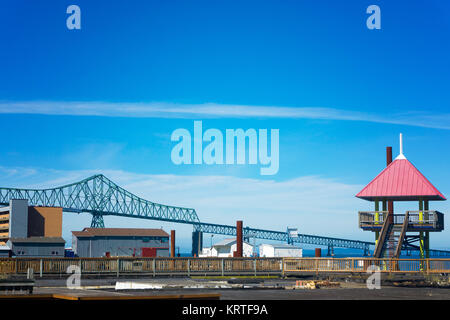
[386, 146, 392, 166]
[386, 147, 394, 220]
[170, 230, 176, 258]
[236, 220, 243, 257]
[315, 248, 321, 257]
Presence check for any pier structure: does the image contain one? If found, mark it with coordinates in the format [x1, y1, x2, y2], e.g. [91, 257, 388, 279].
[357, 134, 446, 259]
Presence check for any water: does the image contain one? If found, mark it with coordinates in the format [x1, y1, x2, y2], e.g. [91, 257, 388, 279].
[180, 249, 429, 258]
[179, 249, 363, 258]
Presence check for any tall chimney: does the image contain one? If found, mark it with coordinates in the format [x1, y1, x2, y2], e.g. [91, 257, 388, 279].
[386, 146, 392, 166]
[386, 147, 394, 221]
[170, 230, 176, 258]
[236, 220, 243, 257]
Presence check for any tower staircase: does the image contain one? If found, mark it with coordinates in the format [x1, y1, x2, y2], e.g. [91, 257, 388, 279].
[373, 212, 409, 259]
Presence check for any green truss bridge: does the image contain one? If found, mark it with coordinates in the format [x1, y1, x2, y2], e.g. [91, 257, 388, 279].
[0, 174, 447, 257]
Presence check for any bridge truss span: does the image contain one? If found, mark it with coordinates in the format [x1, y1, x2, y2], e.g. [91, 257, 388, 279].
[0, 174, 200, 227]
[193, 222, 373, 255]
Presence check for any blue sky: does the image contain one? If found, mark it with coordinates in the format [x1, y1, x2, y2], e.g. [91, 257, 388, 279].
[0, 1, 449, 251]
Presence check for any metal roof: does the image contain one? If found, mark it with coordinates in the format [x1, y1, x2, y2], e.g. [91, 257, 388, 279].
[260, 244, 301, 249]
[72, 228, 169, 238]
[356, 158, 446, 201]
[8, 237, 65, 244]
[213, 238, 251, 247]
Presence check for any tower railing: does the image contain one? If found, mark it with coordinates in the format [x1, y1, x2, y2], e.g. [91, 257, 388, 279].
[359, 211, 444, 231]
[406, 211, 444, 230]
[358, 211, 388, 227]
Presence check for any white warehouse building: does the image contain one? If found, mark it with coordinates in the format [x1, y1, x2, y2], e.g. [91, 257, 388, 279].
[199, 239, 254, 257]
[259, 244, 302, 258]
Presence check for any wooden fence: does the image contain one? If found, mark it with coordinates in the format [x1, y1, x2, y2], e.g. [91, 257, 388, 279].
[0, 257, 449, 277]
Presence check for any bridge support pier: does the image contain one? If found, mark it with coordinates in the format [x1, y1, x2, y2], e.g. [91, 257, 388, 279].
[192, 231, 203, 257]
[363, 244, 370, 257]
[90, 213, 105, 228]
[327, 245, 334, 257]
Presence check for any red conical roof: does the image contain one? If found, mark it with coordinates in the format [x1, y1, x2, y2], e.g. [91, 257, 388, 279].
[356, 158, 446, 201]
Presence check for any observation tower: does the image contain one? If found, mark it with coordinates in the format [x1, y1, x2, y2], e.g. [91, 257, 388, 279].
[357, 134, 445, 259]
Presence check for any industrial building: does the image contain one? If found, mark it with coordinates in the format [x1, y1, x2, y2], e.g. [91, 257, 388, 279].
[0, 245, 10, 257]
[0, 199, 29, 244]
[199, 238, 253, 257]
[7, 237, 65, 257]
[259, 244, 303, 257]
[27, 206, 62, 237]
[0, 199, 64, 257]
[72, 228, 170, 258]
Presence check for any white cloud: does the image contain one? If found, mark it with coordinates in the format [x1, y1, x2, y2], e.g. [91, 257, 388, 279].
[0, 100, 449, 129]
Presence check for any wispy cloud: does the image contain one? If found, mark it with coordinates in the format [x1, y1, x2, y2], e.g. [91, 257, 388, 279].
[0, 101, 449, 130]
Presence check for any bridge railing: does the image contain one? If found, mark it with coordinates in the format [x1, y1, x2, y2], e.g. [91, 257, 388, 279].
[1, 257, 450, 276]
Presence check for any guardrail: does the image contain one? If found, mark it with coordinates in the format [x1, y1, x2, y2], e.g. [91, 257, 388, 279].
[406, 211, 444, 230]
[359, 211, 388, 226]
[359, 211, 444, 231]
[283, 258, 450, 273]
[1, 257, 450, 277]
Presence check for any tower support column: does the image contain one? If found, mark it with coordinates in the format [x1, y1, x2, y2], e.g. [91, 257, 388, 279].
[419, 199, 424, 223]
[374, 200, 380, 245]
[419, 233, 424, 257]
[424, 200, 430, 258]
[425, 232, 430, 259]
[418, 200, 425, 263]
